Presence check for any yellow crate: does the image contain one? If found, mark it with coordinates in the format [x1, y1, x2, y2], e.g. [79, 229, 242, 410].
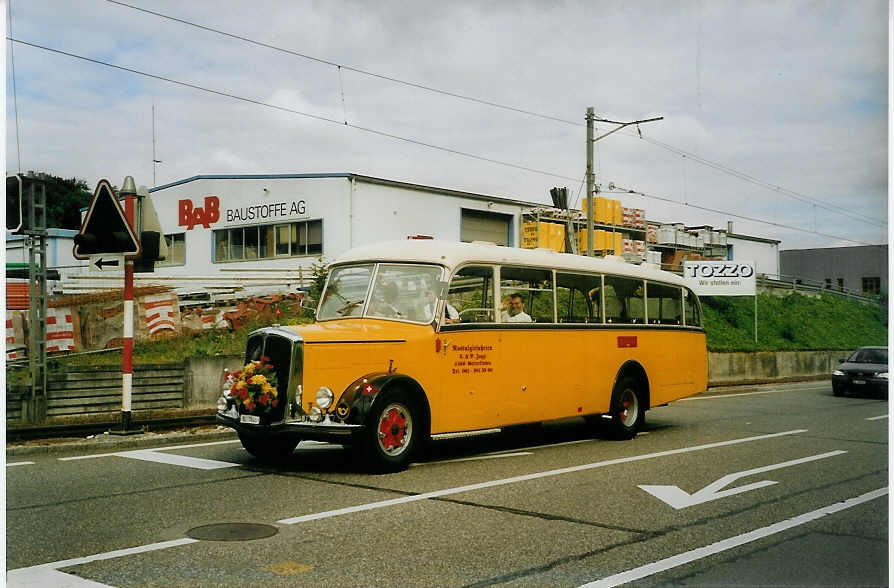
[522, 221, 549, 249]
[550, 223, 566, 252]
[612, 199, 623, 225]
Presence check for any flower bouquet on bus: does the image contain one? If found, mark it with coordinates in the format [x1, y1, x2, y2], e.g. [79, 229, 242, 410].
[221, 357, 280, 424]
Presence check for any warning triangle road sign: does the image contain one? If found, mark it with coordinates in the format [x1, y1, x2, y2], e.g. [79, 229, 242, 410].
[73, 179, 142, 260]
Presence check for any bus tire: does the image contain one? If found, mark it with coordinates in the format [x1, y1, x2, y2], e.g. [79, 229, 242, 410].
[607, 376, 644, 440]
[360, 390, 421, 473]
[238, 433, 299, 463]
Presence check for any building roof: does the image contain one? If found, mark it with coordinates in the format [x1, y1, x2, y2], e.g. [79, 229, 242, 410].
[6, 228, 78, 241]
[149, 173, 536, 208]
[147, 172, 779, 246]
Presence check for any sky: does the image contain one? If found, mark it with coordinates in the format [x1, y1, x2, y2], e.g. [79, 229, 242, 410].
[4, 0, 889, 252]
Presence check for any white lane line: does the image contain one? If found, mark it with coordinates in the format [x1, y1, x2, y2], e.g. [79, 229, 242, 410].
[277, 429, 808, 525]
[117, 449, 241, 470]
[866, 414, 888, 421]
[681, 390, 781, 401]
[7, 461, 35, 467]
[7, 538, 198, 587]
[581, 487, 888, 588]
[411, 452, 533, 467]
[58, 439, 240, 462]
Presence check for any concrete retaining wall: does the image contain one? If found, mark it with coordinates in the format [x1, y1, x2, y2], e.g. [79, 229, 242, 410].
[708, 350, 847, 386]
[184, 355, 243, 409]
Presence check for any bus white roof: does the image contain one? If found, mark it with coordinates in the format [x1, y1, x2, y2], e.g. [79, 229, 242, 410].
[331, 240, 689, 287]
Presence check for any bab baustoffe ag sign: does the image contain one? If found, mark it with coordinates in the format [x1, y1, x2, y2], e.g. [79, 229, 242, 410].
[683, 260, 756, 296]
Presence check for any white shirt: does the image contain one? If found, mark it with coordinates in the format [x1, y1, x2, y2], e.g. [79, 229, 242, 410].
[502, 310, 532, 323]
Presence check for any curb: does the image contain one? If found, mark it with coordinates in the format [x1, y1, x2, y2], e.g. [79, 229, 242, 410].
[6, 428, 238, 458]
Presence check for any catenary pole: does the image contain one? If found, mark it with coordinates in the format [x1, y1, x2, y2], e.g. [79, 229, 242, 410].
[584, 109, 663, 257]
[585, 108, 595, 257]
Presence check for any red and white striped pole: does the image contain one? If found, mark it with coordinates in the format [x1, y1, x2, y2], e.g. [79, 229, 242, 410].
[119, 176, 137, 434]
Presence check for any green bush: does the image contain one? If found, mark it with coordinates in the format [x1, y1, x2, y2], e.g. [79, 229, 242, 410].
[702, 292, 887, 352]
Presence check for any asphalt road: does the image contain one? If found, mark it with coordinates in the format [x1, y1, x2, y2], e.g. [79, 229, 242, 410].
[6, 380, 889, 587]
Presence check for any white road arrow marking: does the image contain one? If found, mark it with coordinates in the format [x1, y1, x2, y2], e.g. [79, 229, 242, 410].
[639, 450, 847, 509]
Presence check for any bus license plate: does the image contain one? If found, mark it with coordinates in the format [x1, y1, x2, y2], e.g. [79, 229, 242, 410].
[240, 414, 260, 424]
[853, 379, 866, 385]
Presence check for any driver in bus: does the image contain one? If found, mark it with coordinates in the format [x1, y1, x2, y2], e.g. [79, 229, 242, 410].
[501, 293, 532, 323]
[424, 288, 460, 324]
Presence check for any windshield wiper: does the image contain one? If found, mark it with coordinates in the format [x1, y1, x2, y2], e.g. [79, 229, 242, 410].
[336, 299, 365, 315]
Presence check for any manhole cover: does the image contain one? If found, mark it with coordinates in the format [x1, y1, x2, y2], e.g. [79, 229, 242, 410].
[187, 522, 279, 541]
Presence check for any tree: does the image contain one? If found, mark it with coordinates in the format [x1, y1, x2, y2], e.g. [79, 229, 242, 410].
[21, 172, 93, 229]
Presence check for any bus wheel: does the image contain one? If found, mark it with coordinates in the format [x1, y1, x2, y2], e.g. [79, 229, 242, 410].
[361, 391, 420, 472]
[238, 433, 299, 463]
[607, 376, 644, 440]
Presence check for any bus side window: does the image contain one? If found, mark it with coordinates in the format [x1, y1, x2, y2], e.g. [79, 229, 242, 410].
[647, 282, 683, 325]
[501, 266, 553, 323]
[448, 265, 495, 323]
[557, 272, 600, 323]
[683, 288, 702, 327]
[604, 276, 644, 324]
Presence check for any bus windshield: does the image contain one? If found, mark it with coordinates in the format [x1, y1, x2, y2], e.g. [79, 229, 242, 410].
[317, 263, 445, 323]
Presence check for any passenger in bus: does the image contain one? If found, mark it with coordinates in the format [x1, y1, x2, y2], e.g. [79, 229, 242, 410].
[501, 293, 532, 323]
[369, 282, 403, 318]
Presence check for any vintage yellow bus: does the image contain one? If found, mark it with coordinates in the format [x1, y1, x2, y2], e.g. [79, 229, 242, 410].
[217, 240, 707, 471]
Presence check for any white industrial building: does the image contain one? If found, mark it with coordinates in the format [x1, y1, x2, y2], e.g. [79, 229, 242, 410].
[9, 173, 782, 298]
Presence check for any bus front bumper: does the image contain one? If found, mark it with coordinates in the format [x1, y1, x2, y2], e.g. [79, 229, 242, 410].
[216, 410, 364, 443]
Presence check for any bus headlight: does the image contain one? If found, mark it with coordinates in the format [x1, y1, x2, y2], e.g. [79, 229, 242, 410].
[316, 387, 334, 410]
[217, 395, 228, 412]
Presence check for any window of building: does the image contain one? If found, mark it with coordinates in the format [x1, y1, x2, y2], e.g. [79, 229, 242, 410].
[213, 220, 322, 262]
[157, 233, 185, 267]
[862, 277, 881, 295]
[825, 278, 832, 289]
[836, 278, 844, 291]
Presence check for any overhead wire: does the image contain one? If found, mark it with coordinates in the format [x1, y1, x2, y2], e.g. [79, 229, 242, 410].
[104, 0, 583, 127]
[7, 37, 580, 183]
[7, 36, 881, 247]
[605, 186, 875, 246]
[8, 0, 22, 172]
[103, 0, 884, 230]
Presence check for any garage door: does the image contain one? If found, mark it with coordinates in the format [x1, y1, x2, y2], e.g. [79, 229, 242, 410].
[460, 209, 512, 246]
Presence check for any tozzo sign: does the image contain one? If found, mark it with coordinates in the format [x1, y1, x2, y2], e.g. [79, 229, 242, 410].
[683, 261, 756, 296]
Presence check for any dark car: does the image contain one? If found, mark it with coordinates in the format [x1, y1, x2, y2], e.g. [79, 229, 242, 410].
[832, 346, 888, 397]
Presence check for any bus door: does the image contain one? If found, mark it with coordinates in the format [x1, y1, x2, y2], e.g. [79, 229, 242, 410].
[438, 265, 501, 432]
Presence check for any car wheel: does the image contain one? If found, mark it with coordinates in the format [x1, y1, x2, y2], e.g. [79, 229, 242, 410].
[239, 433, 299, 463]
[360, 390, 421, 473]
[606, 376, 644, 440]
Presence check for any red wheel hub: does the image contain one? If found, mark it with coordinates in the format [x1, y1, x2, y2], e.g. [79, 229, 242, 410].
[379, 407, 408, 451]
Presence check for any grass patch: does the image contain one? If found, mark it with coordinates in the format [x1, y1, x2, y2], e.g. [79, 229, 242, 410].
[702, 292, 887, 352]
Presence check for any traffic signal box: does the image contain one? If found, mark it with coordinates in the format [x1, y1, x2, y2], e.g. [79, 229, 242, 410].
[72, 180, 168, 272]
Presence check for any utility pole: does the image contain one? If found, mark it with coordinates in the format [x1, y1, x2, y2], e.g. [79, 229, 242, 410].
[584, 109, 664, 257]
[585, 108, 595, 257]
